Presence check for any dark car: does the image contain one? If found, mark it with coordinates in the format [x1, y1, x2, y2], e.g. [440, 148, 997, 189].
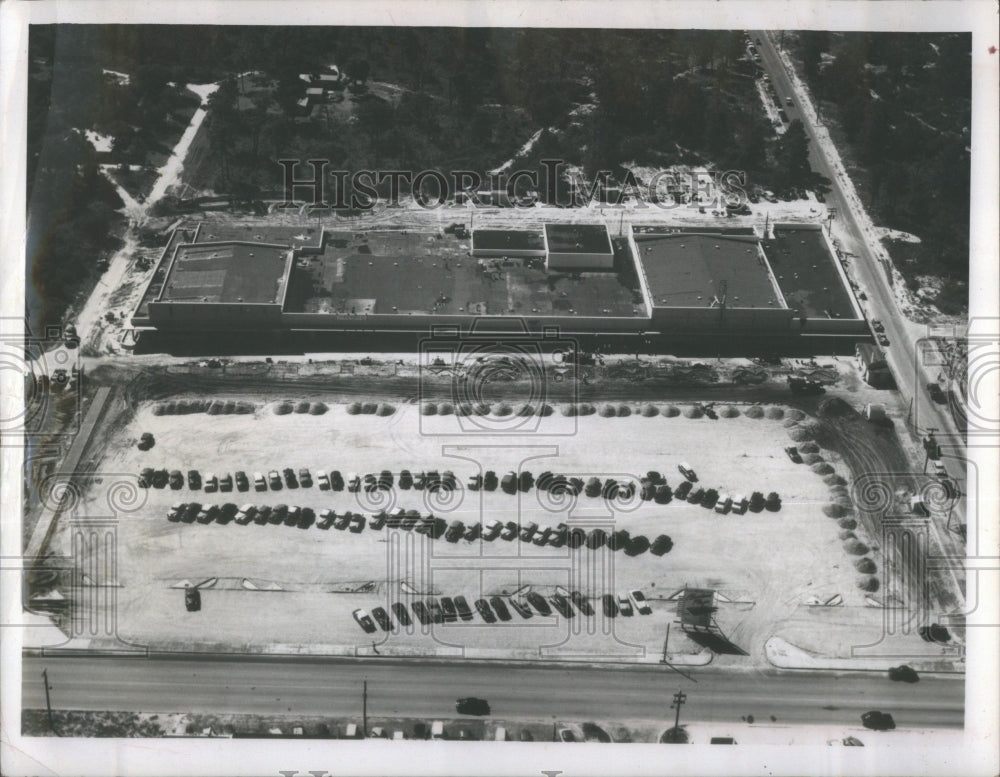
[861, 711, 896, 731]
[425, 598, 445, 624]
[411, 601, 432, 626]
[234, 471, 249, 492]
[297, 507, 316, 529]
[463, 523, 482, 542]
[334, 513, 351, 530]
[440, 597, 459, 623]
[926, 383, 946, 404]
[871, 319, 885, 333]
[168, 470, 184, 489]
[888, 665, 919, 683]
[298, 468, 312, 488]
[445, 520, 466, 542]
[218, 473, 233, 492]
[602, 594, 619, 618]
[475, 598, 497, 623]
[500, 521, 519, 541]
[184, 587, 201, 612]
[371, 606, 393, 632]
[349, 514, 366, 533]
[330, 470, 344, 491]
[675, 480, 693, 500]
[507, 598, 533, 619]
[316, 509, 336, 530]
[253, 505, 271, 525]
[784, 446, 802, 463]
[391, 602, 412, 627]
[549, 593, 574, 618]
[283, 468, 298, 488]
[526, 592, 552, 616]
[877, 334, 890, 347]
[489, 596, 512, 622]
[187, 470, 202, 489]
[453, 596, 475, 621]
[570, 591, 594, 616]
[456, 697, 490, 716]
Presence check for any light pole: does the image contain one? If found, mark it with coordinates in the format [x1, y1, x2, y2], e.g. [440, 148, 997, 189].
[42, 669, 57, 735]
[670, 690, 687, 732]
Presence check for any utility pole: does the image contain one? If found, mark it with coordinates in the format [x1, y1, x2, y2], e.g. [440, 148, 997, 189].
[362, 680, 368, 737]
[42, 669, 56, 735]
[670, 690, 687, 732]
[661, 621, 671, 663]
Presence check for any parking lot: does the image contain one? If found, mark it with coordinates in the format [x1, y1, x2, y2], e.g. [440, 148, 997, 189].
[63, 398, 891, 664]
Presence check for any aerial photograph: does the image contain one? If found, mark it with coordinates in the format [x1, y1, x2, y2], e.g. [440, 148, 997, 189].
[2, 3, 997, 776]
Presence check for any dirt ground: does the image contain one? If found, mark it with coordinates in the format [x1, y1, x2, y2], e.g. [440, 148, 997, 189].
[59, 399, 901, 665]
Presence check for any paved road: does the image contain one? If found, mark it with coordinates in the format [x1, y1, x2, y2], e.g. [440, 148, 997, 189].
[22, 655, 963, 729]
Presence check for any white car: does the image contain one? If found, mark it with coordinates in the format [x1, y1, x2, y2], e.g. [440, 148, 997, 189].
[732, 494, 748, 514]
[317, 472, 330, 490]
[617, 594, 634, 616]
[677, 462, 697, 481]
[628, 589, 653, 615]
[347, 472, 361, 492]
[715, 493, 733, 514]
[203, 473, 218, 493]
[253, 472, 266, 491]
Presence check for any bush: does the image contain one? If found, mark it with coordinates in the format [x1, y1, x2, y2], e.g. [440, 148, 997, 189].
[607, 529, 630, 551]
[421, 402, 438, 416]
[235, 400, 255, 414]
[577, 402, 595, 416]
[765, 492, 781, 511]
[616, 403, 631, 417]
[838, 517, 858, 530]
[765, 406, 784, 420]
[799, 441, 820, 454]
[362, 402, 377, 414]
[309, 402, 328, 415]
[538, 403, 553, 417]
[822, 503, 845, 518]
[516, 403, 535, 417]
[376, 402, 396, 416]
[561, 404, 578, 417]
[223, 399, 237, 414]
[493, 403, 513, 416]
[824, 474, 847, 486]
[811, 462, 834, 475]
[437, 402, 454, 415]
[473, 403, 490, 416]
[788, 426, 811, 442]
[625, 535, 650, 556]
[843, 538, 869, 555]
[786, 408, 806, 422]
[651, 535, 673, 556]
[839, 529, 857, 540]
[663, 405, 681, 417]
[803, 453, 824, 465]
[294, 400, 310, 414]
[856, 575, 880, 592]
[854, 557, 876, 573]
[744, 405, 764, 419]
[345, 402, 362, 415]
[683, 406, 703, 419]
[720, 405, 739, 418]
[599, 404, 616, 417]
[783, 418, 800, 428]
[641, 404, 659, 417]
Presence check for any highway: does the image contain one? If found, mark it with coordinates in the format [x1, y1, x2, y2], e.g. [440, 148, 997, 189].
[22, 654, 963, 729]
[752, 33, 968, 522]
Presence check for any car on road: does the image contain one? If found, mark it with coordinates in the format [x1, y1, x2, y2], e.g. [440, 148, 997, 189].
[549, 594, 574, 618]
[489, 596, 513, 621]
[628, 589, 653, 615]
[411, 601, 432, 625]
[877, 333, 890, 347]
[352, 608, 377, 634]
[371, 607, 393, 632]
[785, 96, 793, 105]
[784, 446, 802, 463]
[861, 711, 896, 731]
[558, 728, 577, 742]
[187, 470, 201, 489]
[871, 319, 885, 333]
[456, 697, 490, 716]
[475, 598, 497, 623]
[926, 382, 947, 404]
[602, 594, 619, 618]
[391, 602, 412, 627]
[571, 591, 594, 616]
[526, 592, 553, 616]
[888, 665, 919, 683]
[453, 596, 474, 621]
[678, 462, 698, 481]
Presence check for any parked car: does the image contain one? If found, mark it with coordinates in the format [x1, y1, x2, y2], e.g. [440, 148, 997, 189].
[628, 589, 653, 615]
[182, 502, 201, 522]
[749, 491, 766, 512]
[686, 487, 705, 504]
[253, 505, 271, 525]
[184, 586, 201, 612]
[675, 480, 693, 500]
[282, 468, 297, 488]
[500, 521, 519, 541]
[489, 596, 512, 621]
[297, 468, 312, 488]
[678, 462, 698, 481]
[507, 598, 533, 619]
[317, 472, 330, 490]
[871, 319, 885, 333]
[715, 494, 733, 514]
[445, 520, 466, 542]
[316, 509, 335, 530]
[558, 728, 577, 742]
[616, 594, 634, 616]
[217, 473, 233, 492]
[352, 608, 377, 634]
[187, 470, 202, 489]
[348, 514, 366, 533]
[548, 524, 568, 547]
[463, 523, 482, 542]
[532, 527, 553, 546]
[861, 711, 896, 731]
[425, 598, 445, 624]
[482, 519, 503, 541]
[330, 470, 344, 491]
[168, 470, 184, 489]
[234, 504, 255, 524]
[252, 472, 266, 491]
[732, 494, 749, 514]
[234, 471, 249, 492]
[297, 507, 315, 529]
[570, 591, 594, 616]
[196, 504, 218, 524]
[475, 599, 497, 623]
[167, 503, 184, 521]
[268, 470, 282, 489]
[602, 594, 619, 618]
[549, 594, 574, 618]
[518, 522, 539, 542]
[371, 606, 393, 632]
[926, 382, 946, 404]
[440, 597, 459, 622]
[456, 697, 491, 716]
[526, 592, 552, 616]
[283, 505, 301, 527]
[391, 602, 412, 627]
[877, 334, 890, 347]
[411, 601, 432, 625]
[784, 446, 802, 463]
[334, 513, 351, 530]
[888, 665, 919, 683]
[453, 596, 475, 621]
[347, 473, 361, 492]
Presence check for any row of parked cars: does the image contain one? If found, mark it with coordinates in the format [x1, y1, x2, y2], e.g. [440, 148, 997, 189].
[164, 502, 675, 557]
[352, 588, 654, 633]
[143, 467, 465, 494]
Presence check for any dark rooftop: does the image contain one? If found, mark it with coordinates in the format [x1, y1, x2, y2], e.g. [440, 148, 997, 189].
[765, 227, 859, 319]
[471, 229, 545, 252]
[283, 230, 644, 318]
[544, 223, 613, 255]
[158, 242, 289, 304]
[635, 233, 780, 309]
[192, 223, 325, 252]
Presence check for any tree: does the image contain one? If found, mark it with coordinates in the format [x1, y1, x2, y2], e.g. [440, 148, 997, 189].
[775, 120, 812, 187]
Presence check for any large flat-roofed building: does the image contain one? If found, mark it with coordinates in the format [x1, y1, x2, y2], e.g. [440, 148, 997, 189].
[631, 229, 795, 331]
[141, 241, 292, 328]
[471, 229, 546, 258]
[544, 223, 615, 270]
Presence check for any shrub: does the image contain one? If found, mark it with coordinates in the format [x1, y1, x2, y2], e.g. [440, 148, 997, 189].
[824, 474, 847, 486]
[493, 403, 513, 416]
[473, 403, 490, 416]
[437, 402, 454, 415]
[765, 492, 781, 511]
[764, 406, 784, 419]
[843, 538, 869, 555]
[803, 453, 823, 465]
[362, 402, 377, 414]
[625, 535, 650, 556]
[811, 462, 834, 475]
[744, 405, 764, 419]
[663, 405, 681, 417]
[839, 529, 857, 540]
[376, 403, 396, 416]
[856, 575, 880, 592]
[822, 503, 845, 518]
[786, 408, 806, 422]
[420, 402, 437, 416]
[345, 402, 361, 415]
[616, 403, 631, 417]
[309, 402, 328, 415]
[838, 517, 858, 530]
[294, 400, 310, 414]
[720, 405, 739, 418]
[788, 426, 811, 442]
[537, 403, 553, 417]
[561, 404, 577, 417]
[641, 404, 659, 417]
[577, 402, 595, 416]
[799, 441, 820, 454]
[683, 406, 703, 419]
[599, 404, 616, 417]
[854, 557, 876, 573]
